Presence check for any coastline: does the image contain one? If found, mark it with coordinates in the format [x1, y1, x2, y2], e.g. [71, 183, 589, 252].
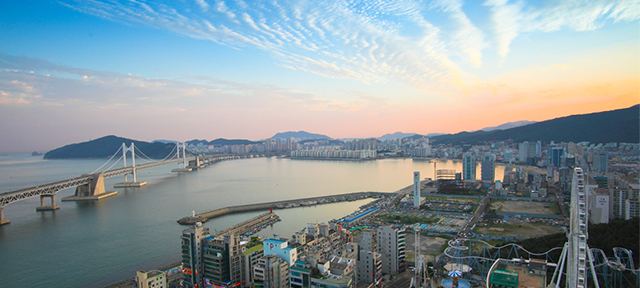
[102, 182, 416, 288]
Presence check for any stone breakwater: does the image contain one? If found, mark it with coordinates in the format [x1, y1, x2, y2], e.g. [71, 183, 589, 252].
[177, 191, 393, 225]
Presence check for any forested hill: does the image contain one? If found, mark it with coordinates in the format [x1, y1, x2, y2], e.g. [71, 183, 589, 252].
[508, 218, 639, 266]
[431, 105, 639, 144]
[44, 135, 178, 159]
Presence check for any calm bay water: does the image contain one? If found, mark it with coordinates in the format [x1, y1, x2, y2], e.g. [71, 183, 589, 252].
[0, 154, 503, 287]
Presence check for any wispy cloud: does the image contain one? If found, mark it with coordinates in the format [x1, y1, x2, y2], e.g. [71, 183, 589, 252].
[58, 0, 638, 93]
[485, 0, 640, 57]
[58, 0, 477, 93]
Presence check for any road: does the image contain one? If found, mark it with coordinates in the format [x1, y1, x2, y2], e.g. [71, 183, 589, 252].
[458, 194, 491, 237]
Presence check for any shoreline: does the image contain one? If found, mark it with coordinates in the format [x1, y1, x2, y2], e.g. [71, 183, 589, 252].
[103, 183, 417, 288]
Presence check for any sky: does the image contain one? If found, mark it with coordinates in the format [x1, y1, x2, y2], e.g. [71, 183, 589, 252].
[0, 0, 638, 153]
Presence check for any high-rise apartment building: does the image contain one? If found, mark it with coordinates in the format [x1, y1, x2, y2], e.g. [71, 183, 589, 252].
[242, 244, 264, 286]
[376, 225, 406, 275]
[625, 199, 640, 220]
[462, 153, 476, 181]
[357, 248, 382, 283]
[594, 153, 608, 173]
[481, 153, 495, 183]
[181, 223, 210, 288]
[610, 188, 640, 220]
[588, 188, 609, 224]
[413, 171, 420, 209]
[202, 234, 244, 287]
[551, 147, 564, 167]
[518, 142, 529, 163]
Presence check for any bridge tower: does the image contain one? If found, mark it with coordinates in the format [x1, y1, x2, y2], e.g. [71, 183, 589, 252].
[172, 142, 193, 172]
[114, 143, 147, 188]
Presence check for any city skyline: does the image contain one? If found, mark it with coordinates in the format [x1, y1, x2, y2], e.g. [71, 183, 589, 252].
[1, 0, 638, 153]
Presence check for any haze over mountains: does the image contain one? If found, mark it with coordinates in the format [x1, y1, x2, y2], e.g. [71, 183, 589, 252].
[42, 105, 639, 158]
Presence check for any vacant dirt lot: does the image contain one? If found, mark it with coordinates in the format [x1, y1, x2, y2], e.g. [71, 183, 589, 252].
[491, 200, 558, 215]
[475, 220, 563, 238]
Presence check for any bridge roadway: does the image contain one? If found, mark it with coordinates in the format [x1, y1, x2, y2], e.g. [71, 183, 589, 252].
[0, 153, 265, 224]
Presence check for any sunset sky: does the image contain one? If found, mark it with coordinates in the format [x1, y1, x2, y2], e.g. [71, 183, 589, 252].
[1, 0, 638, 153]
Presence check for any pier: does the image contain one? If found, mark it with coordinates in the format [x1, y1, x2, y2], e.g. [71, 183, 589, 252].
[177, 191, 393, 225]
[214, 212, 280, 237]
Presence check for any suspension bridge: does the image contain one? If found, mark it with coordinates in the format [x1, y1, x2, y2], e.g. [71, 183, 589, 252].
[0, 142, 264, 225]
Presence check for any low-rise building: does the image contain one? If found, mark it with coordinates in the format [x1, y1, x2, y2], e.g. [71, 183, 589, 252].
[253, 254, 289, 288]
[136, 270, 166, 288]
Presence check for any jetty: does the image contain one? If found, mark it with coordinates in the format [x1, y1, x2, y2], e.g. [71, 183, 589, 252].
[177, 191, 393, 225]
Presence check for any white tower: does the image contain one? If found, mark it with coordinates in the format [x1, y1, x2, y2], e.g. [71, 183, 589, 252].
[413, 172, 420, 209]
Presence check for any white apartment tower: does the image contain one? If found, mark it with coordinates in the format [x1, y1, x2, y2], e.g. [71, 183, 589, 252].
[462, 153, 476, 181]
[413, 171, 420, 209]
[376, 225, 406, 275]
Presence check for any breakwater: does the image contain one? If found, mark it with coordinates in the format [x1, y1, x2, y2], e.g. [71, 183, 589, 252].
[177, 191, 393, 225]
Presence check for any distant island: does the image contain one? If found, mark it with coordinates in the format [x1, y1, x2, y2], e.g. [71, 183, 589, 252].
[271, 131, 331, 140]
[44, 135, 179, 159]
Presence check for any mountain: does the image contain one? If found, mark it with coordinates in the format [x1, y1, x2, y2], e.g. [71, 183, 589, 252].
[380, 132, 445, 140]
[431, 105, 639, 145]
[271, 131, 331, 140]
[152, 139, 178, 144]
[481, 120, 536, 132]
[44, 135, 178, 159]
[379, 132, 417, 140]
[185, 138, 259, 146]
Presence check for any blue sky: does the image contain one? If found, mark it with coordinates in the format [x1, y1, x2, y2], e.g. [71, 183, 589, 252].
[0, 0, 638, 153]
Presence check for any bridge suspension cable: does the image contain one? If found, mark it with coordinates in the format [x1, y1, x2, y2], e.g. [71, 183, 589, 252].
[103, 155, 124, 172]
[89, 145, 124, 174]
[133, 148, 155, 162]
[136, 144, 179, 163]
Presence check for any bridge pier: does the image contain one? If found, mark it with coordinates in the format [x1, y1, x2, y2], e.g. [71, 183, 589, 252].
[62, 173, 118, 201]
[0, 207, 9, 225]
[36, 194, 60, 211]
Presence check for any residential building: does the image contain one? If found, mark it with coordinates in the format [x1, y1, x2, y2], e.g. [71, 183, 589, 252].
[263, 238, 298, 266]
[201, 234, 244, 287]
[550, 147, 564, 168]
[594, 153, 608, 173]
[290, 260, 312, 288]
[356, 248, 382, 283]
[376, 225, 406, 275]
[413, 171, 420, 209]
[481, 153, 495, 183]
[136, 270, 166, 288]
[181, 222, 210, 288]
[462, 153, 476, 181]
[625, 199, 640, 220]
[589, 188, 610, 224]
[253, 254, 289, 288]
[242, 244, 264, 286]
[610, 188, 640, 220]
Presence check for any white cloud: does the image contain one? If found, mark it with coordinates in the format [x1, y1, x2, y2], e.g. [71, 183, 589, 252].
[57, 0, 639, 93]
[485, 0, 640, 58]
